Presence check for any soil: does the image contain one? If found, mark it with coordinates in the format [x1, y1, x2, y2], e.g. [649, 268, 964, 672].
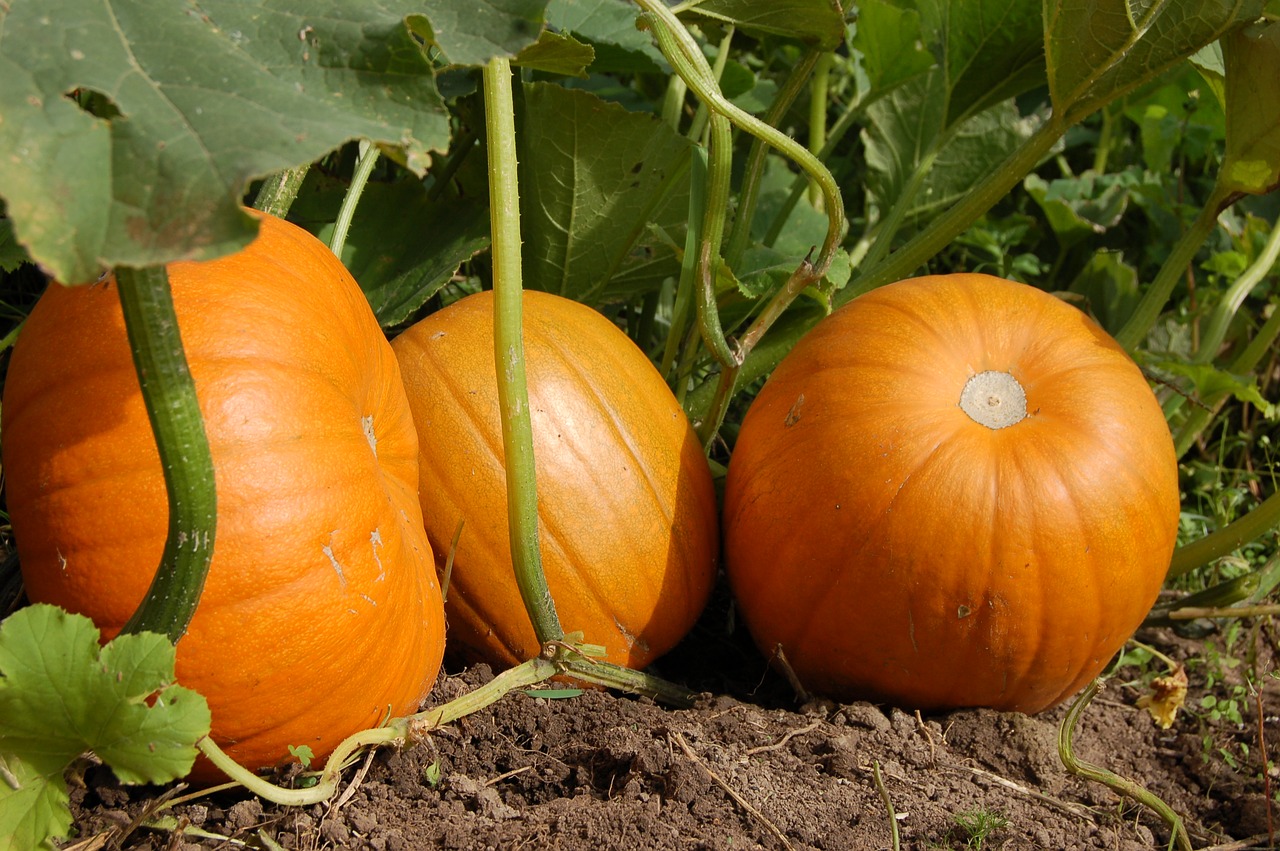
[63, 595, 1280, 851]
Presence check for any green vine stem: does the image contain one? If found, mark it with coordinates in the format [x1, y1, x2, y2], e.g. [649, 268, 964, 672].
[1172, 301, 1280, 456]
[723, 45, 825, 270]
[1168, 487, 1280, 579]
[660, 147, 708, 386]
[1058, 679, 1192, 851]
[694, 112, 738, 369]
[635, 2, 845, 270]
[196, 657, 560, 805]
[329, 140, 379, 258]
[1114, 185, 1233, 352]
[115, 267, 218, 642]
[483, 56, 564, 645]
[1195, 217, 1280, 364]
[637, 1, 847, 446]
[807, 52, 834, 208]
[252, 164, 309, 219]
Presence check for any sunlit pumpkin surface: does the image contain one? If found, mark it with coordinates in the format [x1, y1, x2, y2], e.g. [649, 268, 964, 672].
[724, 273, 1180, 713]
[393, 290, 718, 671]
[2, 213, 445, 781]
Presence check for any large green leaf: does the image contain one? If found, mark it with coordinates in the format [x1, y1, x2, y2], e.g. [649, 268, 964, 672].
[0, 0, 462, 284]
[292, 177, 491, 327]
[1046, 0, 1264, 124]
[916, 0, 1046, 125]
[415, 0, 548, 66]
[682, 0, 848, 49]
[1221, 21, 1280, 195]
[0, 605, 211, 851]
[851, 0, 936, 95]
[546, 0, 668, 72]
[518, 83, 692, 304]
[863, 73, 1038, 227]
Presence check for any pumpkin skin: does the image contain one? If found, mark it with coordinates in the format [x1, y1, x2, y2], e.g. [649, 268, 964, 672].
[723, 273, 1180, 713]
[2, 213, 445, 782]
[391, 290, 718, 670]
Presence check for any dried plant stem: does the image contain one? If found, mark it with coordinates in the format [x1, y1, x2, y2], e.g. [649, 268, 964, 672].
[872, 761, 901, 851]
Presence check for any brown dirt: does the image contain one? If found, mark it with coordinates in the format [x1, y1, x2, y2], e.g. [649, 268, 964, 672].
[63, 600, 1279, 851]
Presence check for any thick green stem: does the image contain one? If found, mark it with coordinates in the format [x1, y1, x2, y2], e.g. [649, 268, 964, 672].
[723, 46, 825, 270]
[483, 57, 564, 645]
[840, 116, 1065, 302]
[116, 267, 217, 642]
[329, 140, 379, 259]
[1114, 188, 1231, 352]
[1058, 680, 1192, 851]
[252, 165, 309, 219]
[1168, 488, 1280, 579]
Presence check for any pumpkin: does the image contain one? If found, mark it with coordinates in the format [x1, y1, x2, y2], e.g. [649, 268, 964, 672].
[2, 212, 446, 781]
[723, 273, 1180, 713]
[391, 290, 718, 670]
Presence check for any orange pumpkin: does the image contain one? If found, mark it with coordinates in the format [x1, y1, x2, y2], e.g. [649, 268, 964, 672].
[391, 290, 718, 670]
[723, 273, 1180, 713]
[2, 213, 445, 781]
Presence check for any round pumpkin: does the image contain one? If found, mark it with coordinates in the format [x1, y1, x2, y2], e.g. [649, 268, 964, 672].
[2, 213, 446, 781]
[723, 273, 1180, 713]
[391, 290, 718, 670]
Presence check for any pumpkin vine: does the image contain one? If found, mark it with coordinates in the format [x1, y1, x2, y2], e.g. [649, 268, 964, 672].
[114, 265, 217, 643]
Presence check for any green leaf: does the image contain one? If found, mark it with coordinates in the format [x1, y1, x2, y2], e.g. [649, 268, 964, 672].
[291, 176, 490, 326]
[415, 0, 548, 66]
[1045, 0, 1265, 124]
[682, 0, 848, 49]
[852, 0, 936, 94]
[0, 0, 451, 285]
[513, 29, 596, 77]
[916, 0, 1046, 125]
[1156, 360, 1277, 416]
[1066, 249, 1142, 334]
[517, 83, 692, 303]
[863, 79, 1038, 227]
[0, 605, 211, 851]
[1026, 171, 1137, 249]
[1221, 21, 1280, 195]
[0, 219, 32, 274]
[546, 0, 668, 73]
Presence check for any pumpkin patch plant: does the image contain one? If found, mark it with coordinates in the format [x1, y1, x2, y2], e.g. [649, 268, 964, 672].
[723, 274, 1182, 713]
[392, 289, 719, 670]
[1, 213, 446, 781]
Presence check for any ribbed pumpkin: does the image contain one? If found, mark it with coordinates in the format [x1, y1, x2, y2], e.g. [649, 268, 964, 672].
[723, 273, 1180, 713]
[2, 213, 445, 781]
[392, 290, 718, 670]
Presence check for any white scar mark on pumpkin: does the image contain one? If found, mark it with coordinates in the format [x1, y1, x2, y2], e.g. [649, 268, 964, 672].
[907, 608, 918, 654]
[57, 549, 67, 571]
[370, 528, 385, 581]
[323, 535, 348, 588]
[362, 415, 377, 456]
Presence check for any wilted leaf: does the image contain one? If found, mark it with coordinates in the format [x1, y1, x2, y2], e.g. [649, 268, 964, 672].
[1135, 665, 1188, 729]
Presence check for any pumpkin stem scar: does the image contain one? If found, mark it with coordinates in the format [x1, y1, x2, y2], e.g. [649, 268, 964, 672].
[959, 371, 1027, 430]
